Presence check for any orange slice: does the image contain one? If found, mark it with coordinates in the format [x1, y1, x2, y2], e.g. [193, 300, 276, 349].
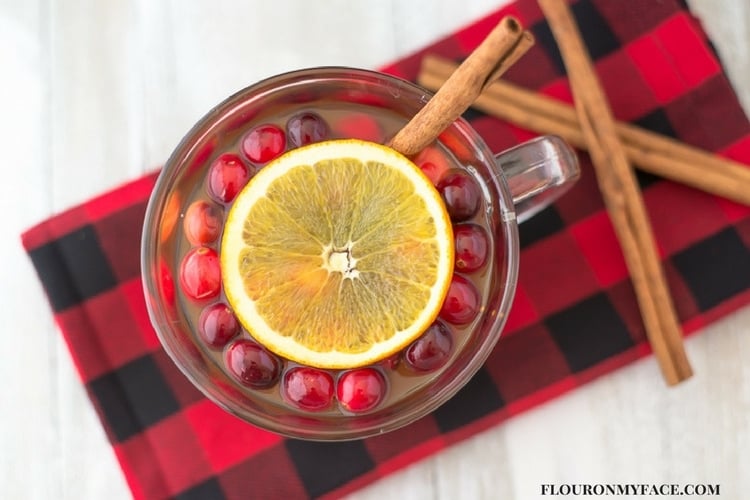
[220, 139, 454, 369]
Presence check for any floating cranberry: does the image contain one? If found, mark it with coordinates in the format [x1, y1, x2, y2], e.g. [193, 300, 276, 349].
[418, 161, 441, 185]
[241, 124, 286, 164]
[198, 303, 240, 348]
[283, 367, 334, 411]
[334, 113, 383, 142]
[453, 223, 489, 273]
[189, 137, 217, 175]
[381, 352, 401, 370]
[413, 145, 451, 185]
[179, 247, 221, 300]
[183, 200, 222, 245]
[159, 259, 175, 305]
[207, 153, 251, 203]
[437, 170, 481, 221]
[337, 368, 386, 413]
[225, 340, 281, 388]
[286, 112, 329, 147]
[405, 322, 453, 372]
[439, 274, 481, 325]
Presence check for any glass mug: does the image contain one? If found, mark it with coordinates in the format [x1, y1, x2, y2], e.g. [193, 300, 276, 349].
[141, 67, 579, 440]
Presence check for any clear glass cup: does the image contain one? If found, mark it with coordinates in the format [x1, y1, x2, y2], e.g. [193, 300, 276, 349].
[141, 67, 579, 440]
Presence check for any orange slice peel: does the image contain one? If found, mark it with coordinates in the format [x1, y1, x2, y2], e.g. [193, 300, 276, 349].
[221, 139, 454, 369]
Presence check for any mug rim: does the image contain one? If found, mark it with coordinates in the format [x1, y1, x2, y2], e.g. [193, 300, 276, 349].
[141, 66, 521, 440]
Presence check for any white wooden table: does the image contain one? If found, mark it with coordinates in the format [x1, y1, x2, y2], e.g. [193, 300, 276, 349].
[2, 1, 748, 499]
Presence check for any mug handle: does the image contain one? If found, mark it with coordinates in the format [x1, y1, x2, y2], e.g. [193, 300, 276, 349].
[495, 135, 580, 223]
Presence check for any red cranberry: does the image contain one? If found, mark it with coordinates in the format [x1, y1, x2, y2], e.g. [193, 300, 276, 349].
[453, 223, 489, 273]
[225, 340, 281, 388]
[334, 113, 383, 142]
[159, 259, 175, 305]
[198, 303, 240, 348]
[179, 247, 221, 300]
[413, 145, 451, 185]
[405, 322, 453, 372]
[183, 200, 222, 246]
[207, 153, 251, 203]
[286, 112, 329, 147]
[381, 352, 401, 370]
[283, 367, 334, 411]
[418, 161, 441, 185]
[337, 368, 386, 413]
[437, 170, 481, 221]
[241, 124, 286, 164]
[439, 274, 481, 325]
[189, 137, 217, 175]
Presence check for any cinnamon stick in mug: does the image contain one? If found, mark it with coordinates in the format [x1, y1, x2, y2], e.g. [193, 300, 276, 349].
[389, 16, 534, 156]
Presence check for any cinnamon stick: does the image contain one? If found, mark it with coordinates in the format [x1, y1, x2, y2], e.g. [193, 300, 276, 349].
[538, 0, 692, 385]
[418, 54, 750, 207]
[388, 17, 534, 156]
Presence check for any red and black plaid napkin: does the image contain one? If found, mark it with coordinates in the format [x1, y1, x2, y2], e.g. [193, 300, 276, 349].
[22, 0, 750, 498]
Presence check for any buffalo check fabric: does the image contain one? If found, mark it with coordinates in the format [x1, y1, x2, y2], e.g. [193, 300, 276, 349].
[22, 0, 750, 498]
